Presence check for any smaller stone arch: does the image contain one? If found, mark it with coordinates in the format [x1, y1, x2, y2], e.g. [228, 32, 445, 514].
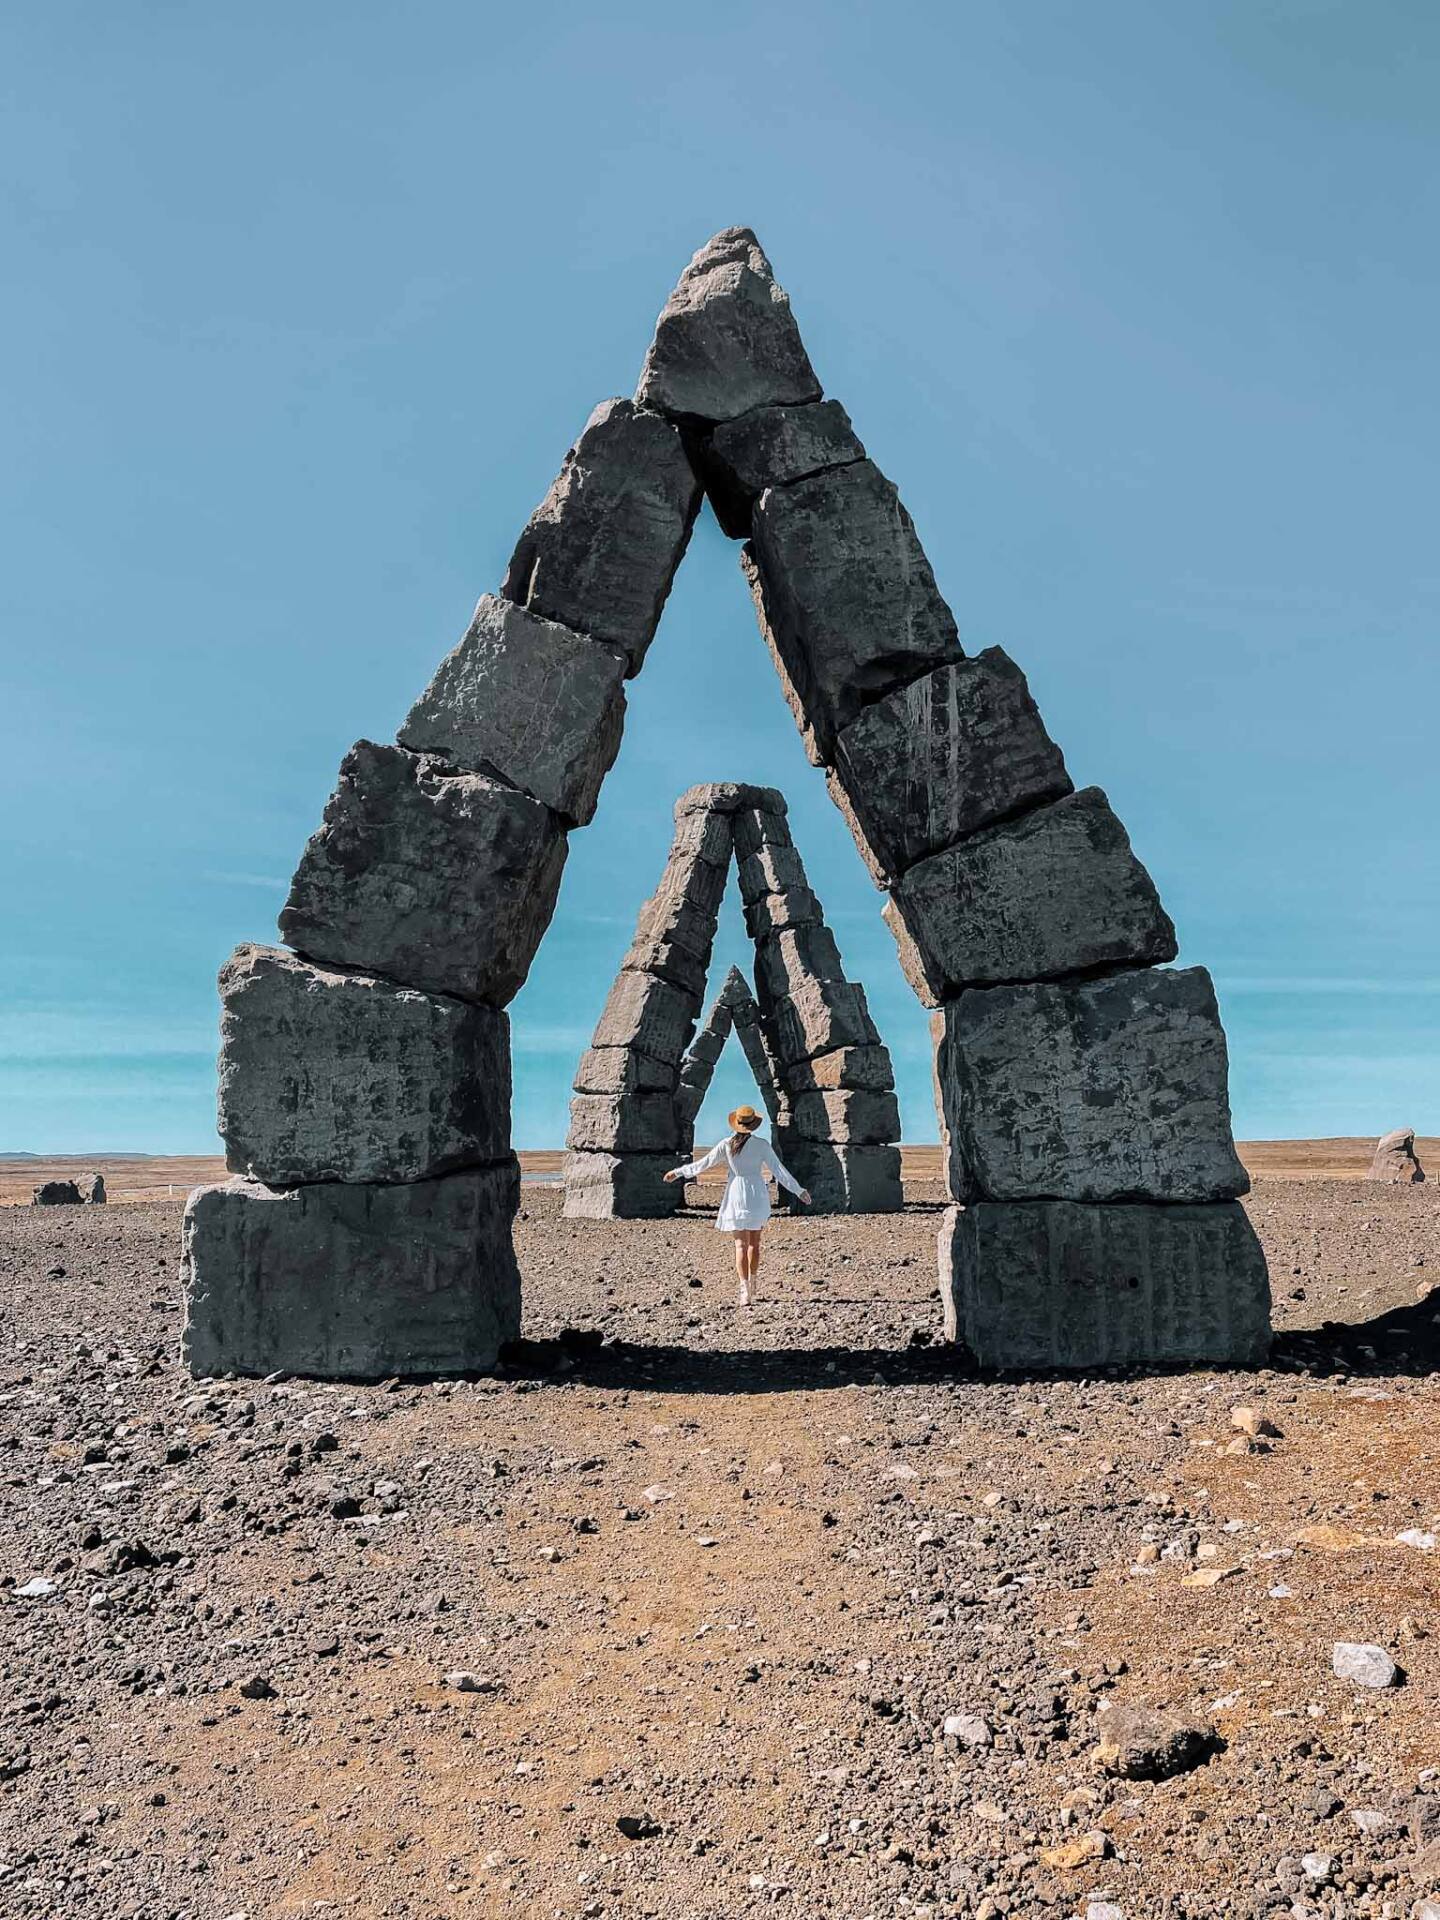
[563, 784, 903, 1219]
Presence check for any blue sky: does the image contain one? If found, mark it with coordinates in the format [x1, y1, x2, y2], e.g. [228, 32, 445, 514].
[3, 0, 1437, 1153]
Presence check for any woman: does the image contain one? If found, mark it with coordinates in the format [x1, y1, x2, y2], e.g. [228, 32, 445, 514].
[664, 1105, 810, 1305]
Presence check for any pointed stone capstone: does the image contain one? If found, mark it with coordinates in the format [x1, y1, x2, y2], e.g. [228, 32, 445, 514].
[942, 1199, 1271, 1370]
[937, 967, 1249, 1205]
[217, 946, 510, 1187]
[279, 741, 566, 1006]
[398, 594, 626, 826]
[502, 399, 701, 675]
[635, 228, 821, 424]
[182, 1161, 522, 1380]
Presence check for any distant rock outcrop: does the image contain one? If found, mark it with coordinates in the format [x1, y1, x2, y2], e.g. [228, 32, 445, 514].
[1367, 1127, 1425, 1184]
[33, 1180, 82, 1206]
[85, 1173, 107, 1204]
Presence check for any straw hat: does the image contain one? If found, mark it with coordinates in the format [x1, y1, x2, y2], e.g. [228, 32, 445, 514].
[728, 1104, 763, 1131]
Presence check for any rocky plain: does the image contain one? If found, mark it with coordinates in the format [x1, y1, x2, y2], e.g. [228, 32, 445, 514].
[1, 1151, 1437, 1920]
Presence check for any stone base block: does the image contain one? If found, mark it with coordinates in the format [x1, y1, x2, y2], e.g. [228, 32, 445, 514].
[562, 1151, 681, 1220]
[942, 1200, 1272, 1370]
[777, 1140, 903, 1214]
[566, 1092, 683, 1154]
[181, 1162, 522, 1380]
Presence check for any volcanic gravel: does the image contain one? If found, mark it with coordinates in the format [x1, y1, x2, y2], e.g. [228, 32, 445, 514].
[0, 1179, 1437, 1920]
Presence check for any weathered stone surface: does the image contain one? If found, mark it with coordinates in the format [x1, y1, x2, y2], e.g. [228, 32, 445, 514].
[746, 461, 962, 758]
[686, 1001, 735, 1068]
[828, 648, 1073, 884]
[633, 889, 722, 961]
[182, 1163, 522, 1379]
[702, 400, 866, 536]
[743, 885, 824, 942]
[621, 929, 710, 999]
[884, 788, 1177, 1005]
[280, 742, 566, 1006]
[635, 227, 821, 424]
[785, 1088, 902, 1145]
[777, 1140, 903, 1214]
[731, 998, 784, 1125]
[736, 841, 809, 903]
[676, 780, 786, 817]
[218, 946, 510, 1186]
[397, 595, 626, 826]
[561, 1151, 680, 1220]
[84, 1173, 106, 1204]
[572, 1046, 674, 1097]
[592, 970, 699, 1064]
[566, 1092, 683, 1154]
[783, 1045, 895, 1094]
[1367, 1126, 1426, 1184]
[1094, 1704, 1218, 1780]
[33, 1181, 82, 1206]
[753, 924, 844, 1004]
[731, 805, 793, 864]
[502, 399, 701, 674]
[670, 806, 734, 868]
[767, 978, 879, 1065]
[938, 967, 1249, 1204]
[941, 1198, 1271, 1369]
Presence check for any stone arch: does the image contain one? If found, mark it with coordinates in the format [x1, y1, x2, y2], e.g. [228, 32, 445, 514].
[181, 227, 1269, 1381]
[563, 782, 902, 1219]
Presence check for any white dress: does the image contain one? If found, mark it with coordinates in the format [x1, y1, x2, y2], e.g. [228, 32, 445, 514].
[673, 1134, 806, 1231]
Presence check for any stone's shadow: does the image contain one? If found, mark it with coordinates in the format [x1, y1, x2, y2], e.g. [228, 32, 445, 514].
[491, 1284, 1440, 1393]
[1270, 1287, 1440, 1380]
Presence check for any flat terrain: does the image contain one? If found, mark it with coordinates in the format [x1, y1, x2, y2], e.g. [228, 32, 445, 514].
[1, 1176, 1437, 1919]
[5, 1140, 1433, 1206]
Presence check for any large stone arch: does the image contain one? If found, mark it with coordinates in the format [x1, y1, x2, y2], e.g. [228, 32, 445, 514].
[181, 227, 1269, 1380]
[563, 781, 903, 1219]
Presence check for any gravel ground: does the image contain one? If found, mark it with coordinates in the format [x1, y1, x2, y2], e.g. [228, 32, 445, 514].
[1, 1179, 1437, 1920]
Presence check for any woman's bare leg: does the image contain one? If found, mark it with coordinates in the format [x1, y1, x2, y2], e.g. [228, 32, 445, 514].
[747, 1231, 763, 1282]
[734, 1233, 751, 1304]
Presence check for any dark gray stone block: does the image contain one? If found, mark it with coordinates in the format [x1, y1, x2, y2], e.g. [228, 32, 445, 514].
[785, 1088, 902, 1145]
[573, 1047, 675, 1097]
[776, 1140, 903, 1214]
[397, 594, 626, 826]
[783, 1045, 896, 1094]
[181, 1162, 522, 1380]
[942, 1200, 1271, 1369]
[592, 970, 699, 1065]
[743, 885, 824, 942]
[635, 227, 821, 424]
[828, 648, 1073, 884]
[937, 967, 1250, 1204]
[746, 460, 962, 758]
[502, 399, 701, 674]
[218, 946, 509, 1187]
[676, 781, 786, 817]
[736, 841, 809, 903]
[621, 930, 710, 1000]
[702, 399, 866, 537]
[566, 1092, 684, 1154]
[561, 1151, 681, 1220]
[280, 742, 566, 1007]
[731, 805, 793, 863]
[633, 890, 722, 962]
[753, 925, 844, 1005]
[33, 1181, 82, 1205]
[884, 788, 1177, 1006]
[670, 806, 734, 868]
[767, 979, 879, 1065]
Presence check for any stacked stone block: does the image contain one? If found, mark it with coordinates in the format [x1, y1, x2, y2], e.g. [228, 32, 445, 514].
[731, 793, 903, 1214]
[640, 227, 1268, 1364]
[183, 394, 703, 1376]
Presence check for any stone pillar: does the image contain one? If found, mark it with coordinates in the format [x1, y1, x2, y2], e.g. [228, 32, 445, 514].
[638, 227, 1269, 1363]
[184, 401, 703, 1376]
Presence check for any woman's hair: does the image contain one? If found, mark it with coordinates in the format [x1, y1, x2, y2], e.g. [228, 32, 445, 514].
[727, 1128, 752, 1156]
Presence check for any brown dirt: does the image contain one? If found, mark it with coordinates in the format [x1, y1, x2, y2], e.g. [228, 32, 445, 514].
[1, 1177, 1437, 1919]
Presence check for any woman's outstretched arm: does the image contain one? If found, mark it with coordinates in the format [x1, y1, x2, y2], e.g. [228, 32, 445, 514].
[664, 1139, 727, 1184]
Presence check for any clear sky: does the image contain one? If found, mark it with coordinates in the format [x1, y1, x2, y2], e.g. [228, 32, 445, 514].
[3, 0, 1437, 1154]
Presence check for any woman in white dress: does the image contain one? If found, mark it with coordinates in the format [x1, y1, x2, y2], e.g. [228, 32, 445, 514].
[664, 1104, 810, 1304]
